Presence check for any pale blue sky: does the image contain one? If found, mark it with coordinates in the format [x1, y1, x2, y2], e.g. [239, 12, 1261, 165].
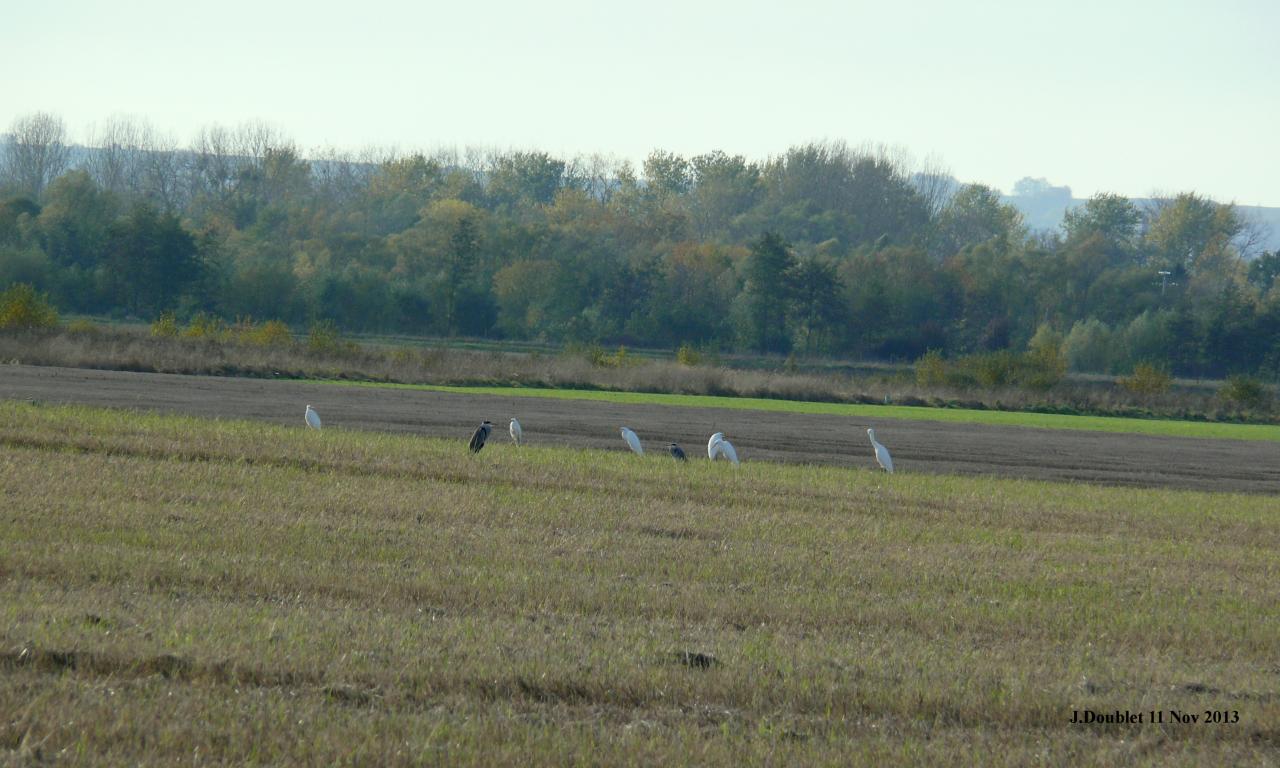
[3, 0, 1277, 204]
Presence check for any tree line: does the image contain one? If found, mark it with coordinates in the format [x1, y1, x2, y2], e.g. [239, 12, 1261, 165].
[2, 111, 1278, 379]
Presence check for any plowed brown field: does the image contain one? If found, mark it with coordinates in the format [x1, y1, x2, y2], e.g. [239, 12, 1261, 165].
[3, 364, 1276, 493]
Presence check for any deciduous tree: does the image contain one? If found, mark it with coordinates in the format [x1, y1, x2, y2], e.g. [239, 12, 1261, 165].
[1, 113, 72, 200]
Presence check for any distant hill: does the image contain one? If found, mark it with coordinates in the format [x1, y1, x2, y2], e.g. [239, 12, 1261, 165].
[1001, 177, 1280, 254]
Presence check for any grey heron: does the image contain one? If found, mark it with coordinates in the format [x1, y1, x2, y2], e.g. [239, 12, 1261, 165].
[469, 421, 493, 453]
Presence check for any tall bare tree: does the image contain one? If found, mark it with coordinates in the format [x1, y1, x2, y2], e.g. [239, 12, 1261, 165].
[311, 147, 372, 206]
[85, 115, 144, 196]
[911, 154, 959, 220]
[1, 112, 72, 200]
[192, 123, 238, 200]
[138, 128, 184, 211]
[84, 116, 185, 210]
[575, 152, 626, 203]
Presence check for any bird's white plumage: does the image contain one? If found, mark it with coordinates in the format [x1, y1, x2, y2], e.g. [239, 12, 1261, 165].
[718, 438, 740, 466]
[620, 426, 643, 455]
[867, 428, 893, 473]
[305, 405, 321, 430]
[708, 432, 724, 460]
[509, 418, 522, 445]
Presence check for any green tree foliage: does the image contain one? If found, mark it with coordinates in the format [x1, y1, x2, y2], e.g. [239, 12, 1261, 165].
[0, 197, 40, 246]
[1203, 284, 1258, 376]
[642, 243, 739, 346]
[390, 198, 495, 335]
[841, 246, 956, 359]
[741, 232, 795, 354]
[1062, 193, 1142, 263]
[1145, 193, 1242, 275]
[5, 121, 1280, 381]
[1062, 318, 1114, 373]
[788, 256, 845, 355]
[443, 213, 481, 334]
[746, 142, 929, 249]
[487, 152, 566, 209]
[597, 261, 655, 341]
[933, 184, 1024, 258]
[366, 154, 446, 233]
[1024, 324, 1067, 389]
[1118, 311, 1175, 371]
[642, 150, 692, 199]
[1247, 251, 1280, 294]
[687, 151, 760, 240]
[0, 244, 54, 293]
[105, 204, 200, 315]
[37, 171, 118, 268]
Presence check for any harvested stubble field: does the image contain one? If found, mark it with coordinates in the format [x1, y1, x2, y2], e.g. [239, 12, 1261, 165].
[1, 402, 1279, 765]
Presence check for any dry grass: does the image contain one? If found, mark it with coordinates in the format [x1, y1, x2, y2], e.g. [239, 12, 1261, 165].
[0, 326, 837, 399]
[2, 325, 1269, 425]
[1, 401, 1278, 765]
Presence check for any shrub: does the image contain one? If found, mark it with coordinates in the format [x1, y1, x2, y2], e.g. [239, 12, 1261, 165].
[1119, 362, 1172, 396]
[969, 350, 1021, 387]
[942, 365, 979, 389]
[676, 343, 702, 366]
[568, 343, 604, 366]
[258, 320, 293, 347]
[920, 345, 1062, 391]
[1024, 324, 1067, 390]
[1219, 375, 1271, 410]
[604, 345, 637, 368]
[582, 344, 638, 368]
[390, 347, 418, 366]
[65, 319, 98, 335]
[239, 319, 293, 347]
[307, 320, 344, 354]
[1118, 311, 1174, 371]
[1063, 319, 1114, 373]
[183, 313, 227, 340]
[0, 283, 59, 330]
[1023, 356, 1066, 390]
[151, 312, 179, 338]
[914, 349, 947, 387]
[229, 317, 257, 341]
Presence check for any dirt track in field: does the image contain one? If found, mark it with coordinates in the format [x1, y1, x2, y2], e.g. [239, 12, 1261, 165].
[3, 364, 1277, 494]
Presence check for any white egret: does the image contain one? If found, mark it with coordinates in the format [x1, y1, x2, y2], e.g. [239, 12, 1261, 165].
[469, 421, 493, 454]
[304, 405, 321, 430]
[620, 426, 643, 455]
[867, 428, 893, 473]
[668, 443, 688, 461]
[707, 432, 724, 460]
[717, 438, 740, 466]
[509, 417, 522, 445]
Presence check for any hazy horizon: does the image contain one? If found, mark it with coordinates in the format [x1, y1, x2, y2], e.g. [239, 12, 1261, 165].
[4, 0, 1278, 205]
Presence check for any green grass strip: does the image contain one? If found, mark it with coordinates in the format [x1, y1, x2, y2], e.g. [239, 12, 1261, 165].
[322, 380, 1280, 442]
